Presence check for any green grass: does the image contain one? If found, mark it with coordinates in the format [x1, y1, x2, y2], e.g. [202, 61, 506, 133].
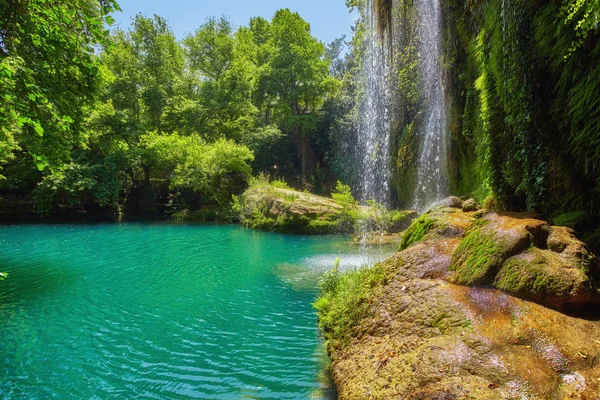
[314, 262, 389, 350]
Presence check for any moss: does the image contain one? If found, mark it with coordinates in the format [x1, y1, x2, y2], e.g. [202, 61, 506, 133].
[314, 263, 390, 351]
[388, 210, 417, 233]
[399, 214, 436, 251]
[494, 250, 579, 299]
[392, 122, 419, 208]
[449, 220, 510, 285]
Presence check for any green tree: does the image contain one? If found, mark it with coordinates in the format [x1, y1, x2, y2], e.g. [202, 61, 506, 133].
[263, 9, 336, 187]
[0, 0, 120, 176]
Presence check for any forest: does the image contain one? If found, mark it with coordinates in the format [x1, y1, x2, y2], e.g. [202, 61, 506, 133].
[1, 0, 600, 241]
[0, 1, 349, 219]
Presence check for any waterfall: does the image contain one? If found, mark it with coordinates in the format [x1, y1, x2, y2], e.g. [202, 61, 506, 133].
[353, 0, 449, 213]
[412, 0, 449, 212]
[355, 0, 392, 207]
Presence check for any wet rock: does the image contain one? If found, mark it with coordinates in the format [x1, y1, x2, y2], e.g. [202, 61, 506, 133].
[437, 196, 464, 209]
[462, 198, 478, 212]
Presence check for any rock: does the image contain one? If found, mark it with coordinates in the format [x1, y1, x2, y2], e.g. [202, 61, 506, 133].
[399, 206, 478, 251]
[450, 212, 599, 309]
[330, 276, 600, 399]
[239, 186, 416, 235]
[319, 205, 600, 399]
[237, 186, 348, 233]
[437, 196, 463, 209]
[462, 198, 478, 212]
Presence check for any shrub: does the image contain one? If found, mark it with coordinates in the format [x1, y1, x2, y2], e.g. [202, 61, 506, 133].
[314, 260, 389, 350]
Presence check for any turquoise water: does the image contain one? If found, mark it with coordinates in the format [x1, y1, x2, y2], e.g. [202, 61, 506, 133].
[0, 223, 391, 399]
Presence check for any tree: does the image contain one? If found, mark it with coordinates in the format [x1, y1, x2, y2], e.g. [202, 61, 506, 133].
[181, 17, 260, 142]
[264, 9, 336, 187]
[0, 0, 120, 176]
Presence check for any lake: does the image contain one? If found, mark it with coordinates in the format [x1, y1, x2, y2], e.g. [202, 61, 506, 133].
[0, 223, 392, 399]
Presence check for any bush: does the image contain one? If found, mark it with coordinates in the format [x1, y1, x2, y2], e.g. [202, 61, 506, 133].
[314, 260, 389, 350]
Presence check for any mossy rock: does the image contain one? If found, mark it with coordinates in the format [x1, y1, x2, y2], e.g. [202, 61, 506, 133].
[495, 248, 597, 308]
[399, 199, 479, 251]
[450, 212, 600, 309]
[320, 204, 600, 399]
[449, 217, 533, 285]
[462, 198, 478, 212]
[399, 214, 437, 251]
[237, 186, 349, 233]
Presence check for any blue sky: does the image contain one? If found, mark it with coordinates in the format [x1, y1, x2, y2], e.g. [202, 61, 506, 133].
[111, 0, 357, 44]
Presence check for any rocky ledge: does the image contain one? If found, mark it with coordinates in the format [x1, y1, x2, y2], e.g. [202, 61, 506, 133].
[316, 198, 600, 399]
[236, 185, 415, 234]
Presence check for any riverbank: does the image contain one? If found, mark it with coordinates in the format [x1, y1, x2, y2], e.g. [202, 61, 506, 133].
[316, 198, 600, 398]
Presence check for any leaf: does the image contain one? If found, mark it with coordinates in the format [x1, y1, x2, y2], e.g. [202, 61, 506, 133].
[0, 67, 12, 79]
[31, 34, 42, 47]
[32, 154, 48, 171]
[17, 116, 29, 127]
[33, 120, 44, 136]
[28, 93, 37, 102]
[105, 16, 115, 26]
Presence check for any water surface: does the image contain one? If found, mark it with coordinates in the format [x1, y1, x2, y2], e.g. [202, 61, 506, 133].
[0, 223, 391, 399]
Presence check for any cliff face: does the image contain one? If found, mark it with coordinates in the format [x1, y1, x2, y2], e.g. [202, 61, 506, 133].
[377, 0, 600, 218]
[316, 199, 600, 399]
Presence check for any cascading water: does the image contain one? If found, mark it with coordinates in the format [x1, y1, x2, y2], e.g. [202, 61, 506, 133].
[355, 0, 393, 207]
[412, 0, 449, 212]
[353, 0, 448, 219]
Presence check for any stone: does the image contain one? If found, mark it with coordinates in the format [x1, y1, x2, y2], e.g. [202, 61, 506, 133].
[462, 198, 478, 212]
[450, 212, 600, 309]
[437, 196, 463, 209]
[320, 206, 600, 399]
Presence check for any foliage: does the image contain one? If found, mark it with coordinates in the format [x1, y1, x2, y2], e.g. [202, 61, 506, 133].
[562, 0, 600, 57]
[0, 6, 341, 217]
[262, 9, 338, 186]
[331, 180, 360, 227]
[551, 211, 588, 229]
[0, 0, 120, 176]
[314, 261, 389, 350]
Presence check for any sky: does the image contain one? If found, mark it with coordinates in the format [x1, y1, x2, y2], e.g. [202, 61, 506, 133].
[111, 0, 357, 44]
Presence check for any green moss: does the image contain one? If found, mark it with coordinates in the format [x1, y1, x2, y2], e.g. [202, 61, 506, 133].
[314, 263, 389, 351]
[449, 220, 507, 285]
[389, 210, 417, 233]
[494, 250, 577, 298]
[399, 214, 436, 251]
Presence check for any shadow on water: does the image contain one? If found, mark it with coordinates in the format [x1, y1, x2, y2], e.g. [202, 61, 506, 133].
[0, 257, 80, 304]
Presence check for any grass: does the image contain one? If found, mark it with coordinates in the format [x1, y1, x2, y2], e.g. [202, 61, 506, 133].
[314, 261, 389, 351]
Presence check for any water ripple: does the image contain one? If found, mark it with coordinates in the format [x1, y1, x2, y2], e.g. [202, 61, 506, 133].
[0, 223, 341, 399]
